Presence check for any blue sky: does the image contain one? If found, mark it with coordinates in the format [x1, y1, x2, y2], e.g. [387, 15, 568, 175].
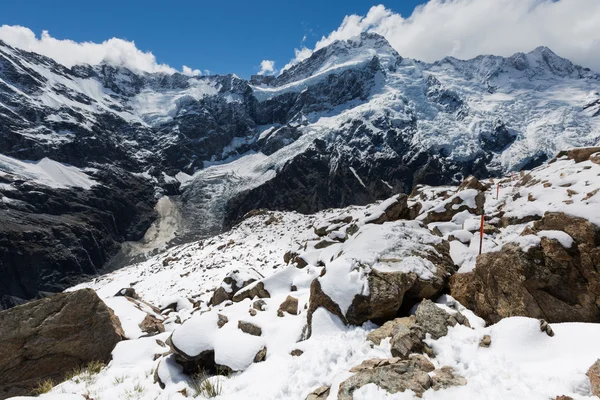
[0, 0, 426, 78]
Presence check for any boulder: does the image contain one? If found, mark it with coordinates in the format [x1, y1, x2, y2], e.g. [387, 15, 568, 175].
[419, 189, 485, 225]
[338, 355, 465, 399]
[457, 176, 489, 192]
[390, 323, 424, 359]
[238, 321, 262, 337]
[587, 359, 600, 397]
[367, 316, 416, 346]
[0, 289, 124, 399]
[232, 281, 271, 303]
[210, 269, 263, 306]
[364, 194, 409, 224]
[308, 222, 456, 331]
[414, 299, 470, 340]
[553, 146, 600, 163]
[278, 295, 299, 316]
[305, 385, 330, 400]
[139, 314, 166, 336]
[450, 213, 600, 324]
[314, 215, 353, 236]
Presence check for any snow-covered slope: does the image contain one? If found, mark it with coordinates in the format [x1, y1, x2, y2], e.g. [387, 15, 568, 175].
[38, 149, 599, 400]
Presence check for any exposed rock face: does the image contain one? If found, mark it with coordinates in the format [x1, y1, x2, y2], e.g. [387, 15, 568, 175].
[450, 212, 600, 324]
[0, 169, 157, 309]
[587, 360, 600, 397]
[238, 320, 262, 337]
[338, 355, 466, 399]
[0, 289, 124, 399]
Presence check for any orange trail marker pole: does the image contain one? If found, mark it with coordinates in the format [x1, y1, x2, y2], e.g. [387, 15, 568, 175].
[496, 183, 500, 200]
[479, 214, 485, 255]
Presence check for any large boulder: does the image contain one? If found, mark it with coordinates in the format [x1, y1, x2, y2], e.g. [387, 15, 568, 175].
[418, 189, 485, 225]
[307, 221, 455, 332]
[338, 355, 466, 399]
[450, 213, 600, 324]
[167, 311, 266, 375]
[0, 289, 124, 399]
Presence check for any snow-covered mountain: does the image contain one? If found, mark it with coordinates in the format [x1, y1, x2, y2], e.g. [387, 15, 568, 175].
[1, 32, 599, 308]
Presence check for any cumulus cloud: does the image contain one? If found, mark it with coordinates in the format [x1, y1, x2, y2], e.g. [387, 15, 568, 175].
[258, 59, 277, 75]
[0, 25, 202, 75]
[284, 0, 600, 72]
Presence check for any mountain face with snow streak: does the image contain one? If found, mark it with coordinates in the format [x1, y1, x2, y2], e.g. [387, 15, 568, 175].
[1, 32, 599, 307]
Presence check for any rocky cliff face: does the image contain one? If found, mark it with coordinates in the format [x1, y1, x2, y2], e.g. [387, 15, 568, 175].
[1, 32, 599, 307]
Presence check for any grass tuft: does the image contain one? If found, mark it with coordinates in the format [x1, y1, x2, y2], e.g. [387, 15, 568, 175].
[32, 379, 54, 395]
[189, 371, 223, 398]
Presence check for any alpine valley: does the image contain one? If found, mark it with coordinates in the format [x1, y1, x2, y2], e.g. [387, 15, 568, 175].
[1, 30, 600, 400]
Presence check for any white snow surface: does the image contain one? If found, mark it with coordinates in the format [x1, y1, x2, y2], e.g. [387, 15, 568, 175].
[0, 154, 96, 189]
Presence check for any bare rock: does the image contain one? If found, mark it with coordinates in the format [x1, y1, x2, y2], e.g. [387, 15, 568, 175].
[367, 316, 417, 346]
[479, 335, 492, 348]
[139, 314, 165, 336]
[338, 355, 465, 399]
[415, 299, 470, 340]
[238, 320, 262, 336]
[586, 359, 600, 397]
[210, 269, 263, 306]
[390, 322, 425, 359]
[253, 299, 267, 311]
[305, 385, 330, 400]
[0, 289, 124, 399]
[451, 212, 600, 324]
[291, 349, 304, 357]
[278, 295, 299, 316]
[232, 281, 271, 303]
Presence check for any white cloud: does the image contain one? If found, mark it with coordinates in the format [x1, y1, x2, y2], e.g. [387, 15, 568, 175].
[182, 65, 201, 76]
[0, 25, 203, 75]
[258, 59, 277, 75]
[283, 0, 600, 72]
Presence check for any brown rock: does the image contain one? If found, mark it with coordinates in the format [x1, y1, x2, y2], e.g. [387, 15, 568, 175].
[457, 176, 489, 192]
[367, 194, 410, 224]
[238, 321, 262, 336]
[217, 314, 229, 328]
[390, 323, 424, 359]
[307, 239, 455, 332]
[555, 147, 600, 163]
[253, 347, 267, 363]
[291, 349, 304, 357]
[139, 314, 165, 336]
[0, 289, 124, 399]
[253, 299, 267, 311]
[305, 385, 330, 400]
[586, 359, 600, 397]
[231, 281, 270, 303]
[450, 213, 600, 324]
[278, 296, 299, 316]
[479, 335, 492, 348]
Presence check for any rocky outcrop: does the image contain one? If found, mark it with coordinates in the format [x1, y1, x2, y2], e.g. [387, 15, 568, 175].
[0, 289, 124, 399]
[0, 169, 157, 309]
[450, 212, 600, 324]
[338, 355, 466, 399]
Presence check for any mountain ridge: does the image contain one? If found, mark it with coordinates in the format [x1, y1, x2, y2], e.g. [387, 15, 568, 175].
[1, 32, 599, 308]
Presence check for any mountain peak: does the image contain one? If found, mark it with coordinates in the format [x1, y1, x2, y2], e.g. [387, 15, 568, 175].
[274, 32, 401, 87]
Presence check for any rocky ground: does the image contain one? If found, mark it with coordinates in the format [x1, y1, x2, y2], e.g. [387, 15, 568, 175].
[1, 147, 600, 400]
